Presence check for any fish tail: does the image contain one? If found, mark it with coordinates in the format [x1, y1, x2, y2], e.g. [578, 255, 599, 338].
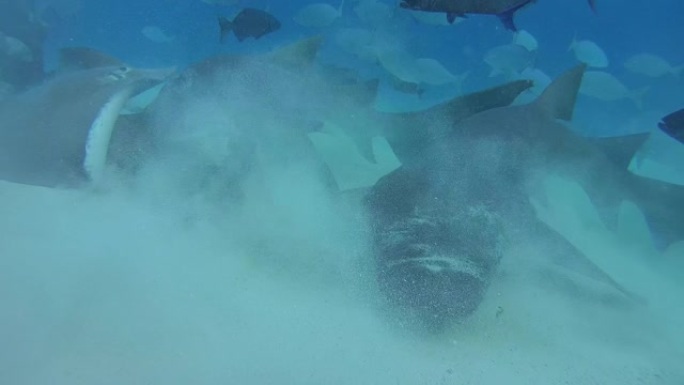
[587, 0, 597, 13]
[497, 0, 535, 31]
[218, 16, 233, 43]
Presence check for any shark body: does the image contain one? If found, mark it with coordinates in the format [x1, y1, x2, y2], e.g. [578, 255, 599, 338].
[0, 57, 173, 188]
[367, 64, 684, 330]
[400, 0, 597, 31]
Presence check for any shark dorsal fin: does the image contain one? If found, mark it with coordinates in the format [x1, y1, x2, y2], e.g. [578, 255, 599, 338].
[266, 36, 324, 70]
[534, 64, 586, 122]
[58, 47, 125, 73]
[382, 80, 533, 163]
[590, 133, 650, 169]
[438, 79, 533, 122]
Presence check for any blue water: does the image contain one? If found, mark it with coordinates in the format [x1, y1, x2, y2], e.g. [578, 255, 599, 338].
[38, 0, 684, 135]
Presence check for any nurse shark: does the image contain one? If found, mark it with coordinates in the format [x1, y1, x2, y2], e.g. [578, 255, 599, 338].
[400, 0, 597, 30]
[367, 64, 684, 331]
[0, 51, 173, 188]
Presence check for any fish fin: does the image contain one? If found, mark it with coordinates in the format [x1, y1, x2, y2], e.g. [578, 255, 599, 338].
[497, 12, 517, 31]
[218, 16, 233, 43]
[267, 36, 324, 70]
[587, 0, 597, 13]
[533, 64, 586, 121]
[58, 47, 124, 73]
[447, 13, 457, 24]
[660, 108, 684, 143]
[589, 133, 649, 169]
[497, 1, 533, 31]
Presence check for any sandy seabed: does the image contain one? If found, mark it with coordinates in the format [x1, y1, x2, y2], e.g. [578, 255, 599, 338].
[1, 174, 682, 385]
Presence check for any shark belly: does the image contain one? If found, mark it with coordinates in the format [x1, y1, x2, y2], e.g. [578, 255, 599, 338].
[84, 88, 134, 183]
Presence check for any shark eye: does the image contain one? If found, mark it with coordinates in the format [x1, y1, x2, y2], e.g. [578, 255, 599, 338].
[106, 66, 130, 81]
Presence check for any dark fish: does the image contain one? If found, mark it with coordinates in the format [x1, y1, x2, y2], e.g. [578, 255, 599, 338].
[659, 108, 684, 144]
[367, 64, 683, 331]
[218, 8, 281, 42]
[400, 0, 597, 31]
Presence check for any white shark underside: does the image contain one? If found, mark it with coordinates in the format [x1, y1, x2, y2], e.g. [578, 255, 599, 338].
[0, 64, 173, 188]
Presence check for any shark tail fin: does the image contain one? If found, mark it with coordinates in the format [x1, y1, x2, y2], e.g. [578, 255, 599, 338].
[533, 64, 586, 122]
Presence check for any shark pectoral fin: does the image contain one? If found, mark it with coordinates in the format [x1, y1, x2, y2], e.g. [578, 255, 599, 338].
[120, 81, 166, 115]
[530, 175, 663, 300]
[534, 64, 586, 121]
[308, 121, 400, 191]
[530, 175, 608, 249]
[371, 136, 402, 175]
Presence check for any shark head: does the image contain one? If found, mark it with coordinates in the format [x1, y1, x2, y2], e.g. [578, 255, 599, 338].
[374, 207, 505, 331]
[0, 52, 175, 188]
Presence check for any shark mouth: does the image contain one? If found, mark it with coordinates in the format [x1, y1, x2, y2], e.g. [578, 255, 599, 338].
[373, 209, 505, 331]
